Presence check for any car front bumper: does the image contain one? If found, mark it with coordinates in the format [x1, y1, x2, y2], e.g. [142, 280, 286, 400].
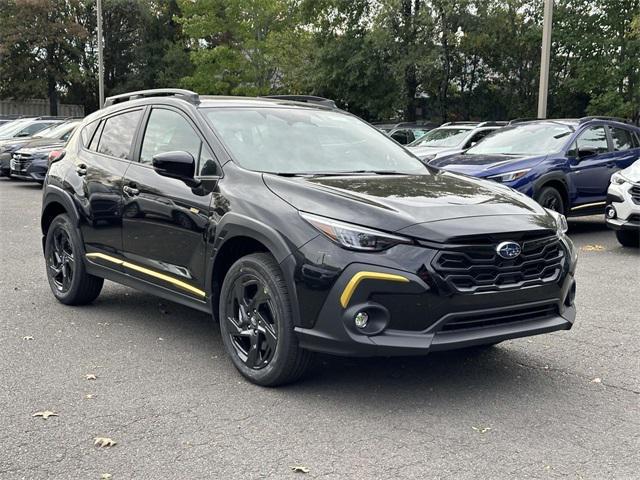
[0, 152, 11, 176]
[9, 155, 47, 182]
[605, 181, 640, 231]
[292, 234, 578, 357]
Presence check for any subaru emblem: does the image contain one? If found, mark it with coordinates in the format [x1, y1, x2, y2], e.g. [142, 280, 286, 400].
[496, 241, 521, 259]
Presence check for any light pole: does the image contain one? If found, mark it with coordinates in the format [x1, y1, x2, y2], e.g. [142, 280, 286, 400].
[97, 0, 105, 109]
[537, 0, 553, 119]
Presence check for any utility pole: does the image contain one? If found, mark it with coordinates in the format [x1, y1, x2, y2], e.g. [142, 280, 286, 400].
[97, 0, 105, 109]
[537, 0, 553, 119]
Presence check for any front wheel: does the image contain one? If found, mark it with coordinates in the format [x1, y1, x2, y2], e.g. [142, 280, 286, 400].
[219, 253, 312, 386]
[615, 230, 639, 248]
[535, 186, 565, 215]
[44, 214, 104, 305]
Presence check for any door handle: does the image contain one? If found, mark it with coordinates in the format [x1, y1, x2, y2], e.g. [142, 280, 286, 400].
[123, 185, 140, 197]
[76, 164, 87, 176]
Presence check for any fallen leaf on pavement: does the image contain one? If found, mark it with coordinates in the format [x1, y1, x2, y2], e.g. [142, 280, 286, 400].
[290, 465, 310, 473]
[33, 410, 58, 420]
[94, 437, 117, 448]
[581, 244, 605, 252]
[85, 394, 95, 399]
[100, 474, 112, 479]
[22, 335, 34, 340]
[472, 426, 491, 434]
[591, 377, 602, 383]
[86, 374, 97, 380]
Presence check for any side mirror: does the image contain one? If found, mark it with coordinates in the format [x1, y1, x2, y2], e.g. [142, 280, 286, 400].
[152, 151, 195, 181]
[576, 146, 599, 160]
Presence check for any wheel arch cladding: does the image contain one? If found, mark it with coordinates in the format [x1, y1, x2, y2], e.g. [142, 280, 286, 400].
[209, 214, 302, 325]
[41, 186, 81, 235]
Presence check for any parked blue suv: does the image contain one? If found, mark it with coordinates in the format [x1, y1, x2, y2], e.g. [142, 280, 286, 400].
[430, 117, 640, 216]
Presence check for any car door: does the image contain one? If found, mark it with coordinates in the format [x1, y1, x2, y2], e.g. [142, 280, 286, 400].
[73, 108, 143, 263]
[121, 106, 221, 299]
[567, 125, 613, 206]
[608, 126, 639, 172]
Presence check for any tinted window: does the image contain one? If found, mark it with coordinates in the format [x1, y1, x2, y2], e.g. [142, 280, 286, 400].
[17, 121, 58, 137]
[465, 129, 494, 148]
[633, 132, 640, 148]
[610, 127, 634, 151]
[97, 110, 142, 159]
[410, 128, 471, 148]
[391, 130, 411, 144]
[576, 126, 608, 155]
[140, 108, 217, 176]
[81, 120, 100, 147]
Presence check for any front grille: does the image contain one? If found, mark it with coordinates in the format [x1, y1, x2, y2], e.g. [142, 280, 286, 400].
[630, 185, 640, 205]
[628, 213, 640, 224]
[441, 303, 558, 332]
[432, 235, 565, 293]
[11, 153, 33, 171]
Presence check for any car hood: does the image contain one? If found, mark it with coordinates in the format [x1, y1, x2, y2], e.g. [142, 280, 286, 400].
[263, 171, 555, 241]
[17, 140, 65, 154]
[620, 159, 640, 182]
[429, 153, 547, 176]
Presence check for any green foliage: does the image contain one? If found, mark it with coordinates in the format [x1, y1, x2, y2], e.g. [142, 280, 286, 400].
[0, 0, 637, 122]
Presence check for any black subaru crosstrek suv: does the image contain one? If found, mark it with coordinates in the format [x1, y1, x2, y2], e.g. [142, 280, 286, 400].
[41, 89, 578, 386]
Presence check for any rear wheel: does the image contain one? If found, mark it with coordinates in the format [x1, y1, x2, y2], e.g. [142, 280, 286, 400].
[45, 214, 103, 305]
[615, 229, 639, 248]
[219, 253, 312, 386]
[535, 186, 565, 215]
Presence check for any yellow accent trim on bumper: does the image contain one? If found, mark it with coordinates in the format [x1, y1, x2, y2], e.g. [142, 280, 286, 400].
[339, 271, 410, 308]
[86, 252, 206, 298]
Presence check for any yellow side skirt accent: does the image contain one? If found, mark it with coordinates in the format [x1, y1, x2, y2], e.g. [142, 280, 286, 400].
[340, 271, 409, 308]
[571, 201, 606, 211]
[86, 252, 206, 298]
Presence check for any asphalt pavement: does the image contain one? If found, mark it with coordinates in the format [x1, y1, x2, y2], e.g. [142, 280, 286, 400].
[0, 178, 638, 479]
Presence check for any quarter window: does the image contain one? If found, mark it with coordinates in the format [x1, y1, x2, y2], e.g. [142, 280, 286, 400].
[140, 108, 218, 176]
[610, 127, 634, 151]
[96, 110, 142, 160]
[81, 120, 100, 147]
[575, 126, 608, 155]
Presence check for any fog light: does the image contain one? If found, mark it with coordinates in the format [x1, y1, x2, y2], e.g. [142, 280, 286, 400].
[354, 311, 369, 329]
[606, 206, 616, 219]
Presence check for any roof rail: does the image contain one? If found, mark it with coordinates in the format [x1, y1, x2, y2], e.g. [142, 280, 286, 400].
[579, 115, 629, 124]
[508, 117, 545, 125]
[104, 89, 200, 108]
[261, 95, 337, 109]
[441, 121, 480, 127]
[477, 121, 508, 127]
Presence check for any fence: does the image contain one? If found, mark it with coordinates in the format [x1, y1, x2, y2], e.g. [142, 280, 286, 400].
[0, 99, 84, 117]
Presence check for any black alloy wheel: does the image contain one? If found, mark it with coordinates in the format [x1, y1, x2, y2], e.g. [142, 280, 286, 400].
[48, 226, 75, 293]
[44, 214, 103, 305]
[219, 253, 312, 386]
[535, 186, 565, 215]
[225, 274, 278, 370]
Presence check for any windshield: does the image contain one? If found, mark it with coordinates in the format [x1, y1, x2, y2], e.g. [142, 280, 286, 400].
[466, 123, 573, 155]
[409, 128, 471, 148]
[38, 121, 79, 139]
[202, 108, 428, 175]
[0, 119, 31, 139]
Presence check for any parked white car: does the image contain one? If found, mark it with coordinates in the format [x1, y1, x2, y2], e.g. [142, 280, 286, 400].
[605, 160, 640, 247]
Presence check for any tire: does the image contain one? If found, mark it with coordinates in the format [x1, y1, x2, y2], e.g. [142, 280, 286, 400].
[219, 252, 312, 386]
[44, 213, 104, 305]
[535, 186, 565, 215]
[616, 229, 640, 248]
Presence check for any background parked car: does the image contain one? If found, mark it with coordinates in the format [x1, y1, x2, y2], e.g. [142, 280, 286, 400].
[430, 117, 640, 216]
[407, 121, 507, 162]
[605, 160, 640, 247]
[1, 119, 80, 177]
[387, 122, 438, 145]
[0, 117, 64, 141]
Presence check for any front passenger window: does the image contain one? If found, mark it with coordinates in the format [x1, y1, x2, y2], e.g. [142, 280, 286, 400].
[575, 126, 608, 155]
[140, 108, 218, 176]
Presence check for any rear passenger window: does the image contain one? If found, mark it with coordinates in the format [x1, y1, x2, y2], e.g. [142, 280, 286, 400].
[96, 110, 142, 160]
[610, 127, 634, 151]
[81, 121, 100, 147]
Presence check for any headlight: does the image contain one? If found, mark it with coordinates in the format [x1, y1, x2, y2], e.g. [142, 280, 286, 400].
[300, 212, 412, 251]
[488, 168, 531, 183]
[610, 172, 628, 185]
[545, 208, 568, 234]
